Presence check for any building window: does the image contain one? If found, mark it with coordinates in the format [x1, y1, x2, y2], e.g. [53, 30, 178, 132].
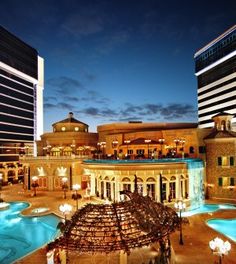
[61, 127, 66, 131]
[128, 149, 133, 155]
[189, 146, 194, 153]
[218, 177, 222, 187]
[199, 146, 206, 153]
[136, 149, 144, 155]
[230, 156, 234, 166]
[230, 177, 235, 186]
[75, 127, 79, 131]
[218, 156, 234, 167]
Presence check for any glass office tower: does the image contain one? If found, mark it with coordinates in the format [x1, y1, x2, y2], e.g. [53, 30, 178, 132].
[195, 25, 236, 128]
[0, 26, 44, 161]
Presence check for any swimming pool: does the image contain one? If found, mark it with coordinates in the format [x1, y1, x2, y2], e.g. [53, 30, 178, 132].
[0, 202, 61, 263]
[181, 203, 236, 217]
[207, 218, 236, 242]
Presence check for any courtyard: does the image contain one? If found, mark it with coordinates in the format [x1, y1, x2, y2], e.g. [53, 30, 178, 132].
[0, 184, 236, 264]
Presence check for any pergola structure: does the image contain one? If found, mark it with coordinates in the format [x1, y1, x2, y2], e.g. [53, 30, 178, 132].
[48, 188, 180, 259]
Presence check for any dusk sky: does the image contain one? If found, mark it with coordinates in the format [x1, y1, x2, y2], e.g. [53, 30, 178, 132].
[1, 0, 236, 132]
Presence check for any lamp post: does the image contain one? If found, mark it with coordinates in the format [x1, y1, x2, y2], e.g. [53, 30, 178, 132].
[174, 139, 180, 156]
[112, 139, 119, 159]
[209, 237, 231, 264]
[145, 139, 151, 159]
[174, 200, 186, 245]
[61, 177, 68, 199]
[72, 184, 81, 210]
[101, 142, 106, 158]
[158, 138, 165, 157]
[124, 139, 130, 158]
[179, 139, 186, 158]
[59, 203, 72, 222]
[31, 176, 39, 197]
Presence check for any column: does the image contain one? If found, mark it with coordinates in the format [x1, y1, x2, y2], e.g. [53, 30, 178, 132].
[115, 180, 120, 202]
[111, 181, 114, 201]
[103, 181, 107, 198]
[97, 177, 101, 197]
[176, 175, 181, 199]
[166, 182, 170, 201]
[90, 174, 96, 196]
[131, 180, 135, 192]
[143, 183, 147, 196]
[156, 174, 160, 202]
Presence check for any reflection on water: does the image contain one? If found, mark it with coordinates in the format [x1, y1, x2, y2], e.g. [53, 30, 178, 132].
[181, 203, 236, 217]
[207, 218, 236, 242]
[0, 202, 60, 263]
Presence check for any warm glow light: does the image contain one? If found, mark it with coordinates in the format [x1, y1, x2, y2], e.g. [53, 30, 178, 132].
[32, 176, 38, 182]
[174, 201, 186, 210]
[209, 237, 231, 256]
[73, 184, 81, 191]
[59, 203, 72, 215]
[62, 177, 68, 183]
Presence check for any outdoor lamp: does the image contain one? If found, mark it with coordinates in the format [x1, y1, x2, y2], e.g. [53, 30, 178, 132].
[209, 237, 231, 264]
[174, 200, 186, 245]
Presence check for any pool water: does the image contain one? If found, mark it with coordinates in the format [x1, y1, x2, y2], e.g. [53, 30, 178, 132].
[181, 203, 236, 217]
[0, 202, 60, 263]
[207, 219, 236, 242]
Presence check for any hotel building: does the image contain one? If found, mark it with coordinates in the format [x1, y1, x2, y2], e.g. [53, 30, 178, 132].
[195, 25, 236, 128]
[0, 26, 44, 182]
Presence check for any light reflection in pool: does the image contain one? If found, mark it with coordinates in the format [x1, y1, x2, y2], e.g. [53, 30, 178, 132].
[207, 218, 236, 242]
[0, 202, 60, 263]
[181, 203, 236, 217]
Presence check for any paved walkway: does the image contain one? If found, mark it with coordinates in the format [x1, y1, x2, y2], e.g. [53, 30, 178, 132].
[1, 184, 236, 264]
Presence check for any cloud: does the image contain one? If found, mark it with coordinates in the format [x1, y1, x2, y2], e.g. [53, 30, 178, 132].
[64, 96, 80, 102]
[62, 11, 104, 38]
[44, 103, 56, 109]
[119, 103, 196, 122]
[44, 96, 57, 102]
[79, 107, 100, 116]
[44, 102, 75, 111]
[160, 103, 196, 119]
[47, 76, 83, 95]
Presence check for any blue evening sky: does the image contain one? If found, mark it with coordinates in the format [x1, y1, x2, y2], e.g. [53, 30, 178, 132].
[1, 0, 235, 132]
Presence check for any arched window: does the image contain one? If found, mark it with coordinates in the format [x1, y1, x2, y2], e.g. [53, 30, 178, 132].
[122, 177, 130, 182]
[189, 146, 194, 153]
[221, 120, 226, 130]
[147, 177, 156, 182]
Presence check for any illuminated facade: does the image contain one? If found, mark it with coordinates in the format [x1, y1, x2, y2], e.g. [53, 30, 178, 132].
[195, 25, 236, 128]
[37, 112, 98, 157]
[0, 25, 44, 183]
[204, 112, 236, 200]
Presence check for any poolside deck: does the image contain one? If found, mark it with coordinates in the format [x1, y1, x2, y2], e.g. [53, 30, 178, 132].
[1, 184, 236, 264]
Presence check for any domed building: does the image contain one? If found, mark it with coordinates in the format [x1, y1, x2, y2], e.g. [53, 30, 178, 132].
[37, 112, 98, 157]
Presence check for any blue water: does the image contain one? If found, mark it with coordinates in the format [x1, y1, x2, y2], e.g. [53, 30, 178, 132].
[182, 203, 236, 217]
[0, 202, 61, 264]
[84, 158, 203, 164]
[207, 218, 236, 242]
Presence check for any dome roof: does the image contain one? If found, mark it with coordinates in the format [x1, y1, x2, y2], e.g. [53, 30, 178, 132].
[52, 112, 88, 127]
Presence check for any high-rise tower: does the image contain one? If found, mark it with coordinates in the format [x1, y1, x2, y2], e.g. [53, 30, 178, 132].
[0, 26, 44, 162]
[195, 25, 236, 128]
